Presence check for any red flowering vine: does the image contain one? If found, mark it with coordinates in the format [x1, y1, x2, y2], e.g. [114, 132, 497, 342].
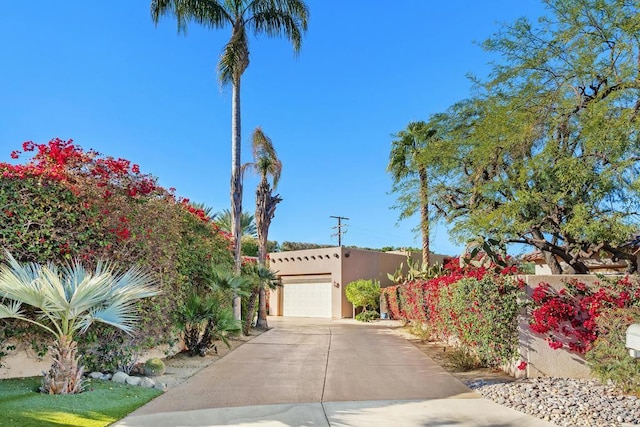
[529, 277, 640, 354]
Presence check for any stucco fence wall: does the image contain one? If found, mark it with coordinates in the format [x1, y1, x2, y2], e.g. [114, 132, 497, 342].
[516, 274, 626, 379]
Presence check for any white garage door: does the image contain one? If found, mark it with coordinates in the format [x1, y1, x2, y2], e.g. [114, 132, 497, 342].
[283, 282, 332, 318]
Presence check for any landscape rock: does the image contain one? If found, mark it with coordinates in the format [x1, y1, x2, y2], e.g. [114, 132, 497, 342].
[139, 377, 156, 388]
[112, 371, 129, 384]
[101, 373, 112, 381]
[154, 382, 168, 392]
[467, 377, 640, 426]
[125, 376, 141, 386]
[88, 371, 103, 379]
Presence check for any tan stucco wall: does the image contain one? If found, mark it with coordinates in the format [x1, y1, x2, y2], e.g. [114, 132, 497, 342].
[0, 341, 179, 380]
[269, 247, 343, 318]
[518, 275, 621, 379]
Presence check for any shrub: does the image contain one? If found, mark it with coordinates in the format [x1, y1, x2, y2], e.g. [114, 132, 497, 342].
[1, 139, 235, 364]
[355, 310, 379, 322]
[345, 279, 381, 317]
[436, 275, 524, 367]
[79, 326, 142, 374]
[381, 257, 524, 368]
[446, 347, 483, 371]
[586, 307, 640, 393]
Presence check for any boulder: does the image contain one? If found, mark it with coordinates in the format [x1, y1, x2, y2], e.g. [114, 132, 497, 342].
[112, 371, 129, 384]
[88, 372, 103, 379]
[154, 382, 168, 392]
[125, 376, 141, 386]
[101, 373, 112, 381]
[139, 377, 156, 388]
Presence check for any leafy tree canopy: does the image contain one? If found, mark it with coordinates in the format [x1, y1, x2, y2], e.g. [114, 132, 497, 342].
[419, 0, 640, 274]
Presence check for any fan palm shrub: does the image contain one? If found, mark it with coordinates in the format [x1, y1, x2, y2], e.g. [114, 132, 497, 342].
[242, 263, 279, 335]
[0, 252, 159, 394]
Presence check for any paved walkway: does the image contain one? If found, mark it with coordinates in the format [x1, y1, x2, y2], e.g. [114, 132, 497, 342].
[115, 317, 552, 426]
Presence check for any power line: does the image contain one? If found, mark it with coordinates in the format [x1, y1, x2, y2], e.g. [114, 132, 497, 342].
[330, 215, 349, 246]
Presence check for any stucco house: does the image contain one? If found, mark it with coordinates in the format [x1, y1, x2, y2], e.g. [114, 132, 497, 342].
[267, 247, 447, 318]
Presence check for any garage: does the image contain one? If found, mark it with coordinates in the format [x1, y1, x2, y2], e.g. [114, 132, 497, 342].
[282, 280, 332, 318]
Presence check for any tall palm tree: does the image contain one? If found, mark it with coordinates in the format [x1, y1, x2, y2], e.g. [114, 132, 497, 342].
[214, 209, 257, 238]
[0, 252, 159, 394]
[150, 0, 309, 277]
[249, 127, 282, 328]
[388, 121, 437, 266]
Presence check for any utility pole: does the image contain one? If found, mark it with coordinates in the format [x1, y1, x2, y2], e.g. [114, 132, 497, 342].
[330, 215, 349, 246]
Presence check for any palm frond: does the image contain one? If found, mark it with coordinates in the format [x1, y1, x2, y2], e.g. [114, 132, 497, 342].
[218, 24, 249, 85]
[0, 251, 159, 338]
[251, 127, 282, 187]
[0, 252, 57, 312]
[0, 300, 58, 337]
[151, 0, 230, 33]
[249, 0, 309, 54]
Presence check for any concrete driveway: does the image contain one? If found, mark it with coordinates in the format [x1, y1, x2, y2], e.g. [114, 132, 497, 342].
[115, 317, 551, 427]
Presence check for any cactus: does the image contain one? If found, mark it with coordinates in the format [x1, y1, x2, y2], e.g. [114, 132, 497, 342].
[143, 358, 165, 377]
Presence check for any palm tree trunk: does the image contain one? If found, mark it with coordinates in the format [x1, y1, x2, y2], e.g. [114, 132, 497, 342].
[418, 167, 430, 266]
[256, 179, 281, 329]
[41, 335, 84, 395]
[243, 289, 258, 335]
[257, 287, 268, 328]
[231, 78, 243, 321]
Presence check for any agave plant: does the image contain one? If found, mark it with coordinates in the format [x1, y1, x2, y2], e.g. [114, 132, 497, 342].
[0, 251, 159, 394]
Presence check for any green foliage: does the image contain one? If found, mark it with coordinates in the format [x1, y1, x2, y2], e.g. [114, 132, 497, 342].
[241, 263, 279, 334]
[355, 310, 379, 322]
[240, 236, 278, 257]
[345, 279, 381, 316]
[214, 209, 257, 238]
[174, 293, 240, 356]
[445, 347, 483, 372]
[0, 376, 161, 427]
[407, 0, 640, 273]
[586, 307, 640, 394]
[387, 121, 435, 263]
[280, 241, 331, 251]
[143, 357, 165, 376]
[436, 276, 523, 367]
[0, 140, 235, 364]
[78, 326, 142, 374]
[0, 178, 99, 265]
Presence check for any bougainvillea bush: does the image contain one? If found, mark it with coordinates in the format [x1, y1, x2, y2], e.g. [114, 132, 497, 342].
[529, 276, 640, 354]
[0, 139, 234, 368]
[382, 258, 524, 367]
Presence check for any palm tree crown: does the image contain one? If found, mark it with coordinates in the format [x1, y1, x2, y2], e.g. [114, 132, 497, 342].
[151, 0, 309, 86]
[215, 209, 257, 238]
[251, 127, 282, 187]
[151, 0, 309, 280]
[388, 121, 437, 266]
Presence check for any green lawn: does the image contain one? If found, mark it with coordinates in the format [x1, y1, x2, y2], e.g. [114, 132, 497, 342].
[0, 377, 162, 427]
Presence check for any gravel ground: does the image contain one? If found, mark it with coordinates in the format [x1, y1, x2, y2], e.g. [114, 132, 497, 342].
[466, 377, 640, 427]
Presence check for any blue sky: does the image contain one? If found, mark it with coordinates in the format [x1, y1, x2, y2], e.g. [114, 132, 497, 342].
[0, 1, 546, 256]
